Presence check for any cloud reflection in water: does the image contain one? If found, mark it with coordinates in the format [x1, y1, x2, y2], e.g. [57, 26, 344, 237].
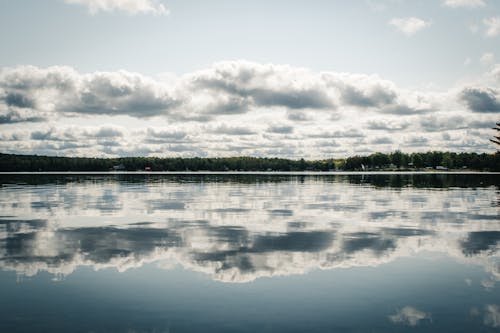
[0, 174, 498, 283]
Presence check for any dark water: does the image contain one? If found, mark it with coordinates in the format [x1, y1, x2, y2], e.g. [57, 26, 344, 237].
[0, 174, 498, 332]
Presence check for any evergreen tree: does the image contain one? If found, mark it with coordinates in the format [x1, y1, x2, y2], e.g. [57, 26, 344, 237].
[491, 122, 500, 147]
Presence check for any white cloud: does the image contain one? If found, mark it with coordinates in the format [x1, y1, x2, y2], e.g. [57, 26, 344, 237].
[491, 64, 500, 81]
[0, 62, 434, 124]
[480, 52, 495, 65]
[0, 65, 178, 121]
[483, 16, 500, 37]
[389, 306, 429, 326]
[389, 17, 431, 36]
[64, 0, 169, 15]
[442, 0, 486, 8]
[0, 61, 498, 157]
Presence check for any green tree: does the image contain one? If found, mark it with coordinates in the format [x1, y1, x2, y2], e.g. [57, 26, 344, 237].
[390, 150, 404, 168]
[371, 152, 390, 168]
[411, 153, 424, 168]
[442, 153, 454, 169]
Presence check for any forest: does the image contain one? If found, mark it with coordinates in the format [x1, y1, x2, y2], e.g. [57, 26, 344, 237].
[0, 151, 498, 172]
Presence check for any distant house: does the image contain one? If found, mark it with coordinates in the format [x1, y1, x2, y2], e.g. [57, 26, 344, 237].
[112, 164, 126, 170]
[435, 165, 448, 170]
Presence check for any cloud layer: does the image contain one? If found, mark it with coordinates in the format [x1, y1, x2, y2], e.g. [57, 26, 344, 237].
[0, 61, 498, 157]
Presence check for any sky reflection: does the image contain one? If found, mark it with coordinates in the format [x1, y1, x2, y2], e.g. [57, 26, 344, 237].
[0, 174, 498, 284]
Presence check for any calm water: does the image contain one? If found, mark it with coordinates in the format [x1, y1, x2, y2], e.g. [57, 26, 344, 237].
[0, 174, 498, 332]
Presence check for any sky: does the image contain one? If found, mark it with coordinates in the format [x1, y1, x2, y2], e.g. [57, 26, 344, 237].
[0, 0, 499, 158]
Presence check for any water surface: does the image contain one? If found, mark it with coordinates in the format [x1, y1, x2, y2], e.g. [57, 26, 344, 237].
[0, 174, 498, 332]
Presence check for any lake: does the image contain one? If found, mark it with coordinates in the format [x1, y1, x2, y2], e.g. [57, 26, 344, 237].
[0, 173, 498, 332]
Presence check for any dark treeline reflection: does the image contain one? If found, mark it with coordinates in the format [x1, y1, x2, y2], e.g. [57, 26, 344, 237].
[1, 173, 499, 189]
[346, 173, 500, 189]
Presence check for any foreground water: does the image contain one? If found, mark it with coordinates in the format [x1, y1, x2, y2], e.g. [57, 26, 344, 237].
[0, 174, 498, 332]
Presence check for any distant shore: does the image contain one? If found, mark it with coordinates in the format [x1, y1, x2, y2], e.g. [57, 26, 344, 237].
[1, 151, 498, 172]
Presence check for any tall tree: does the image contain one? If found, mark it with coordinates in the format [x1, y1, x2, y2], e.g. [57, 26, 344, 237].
[491, 122, 500, 147]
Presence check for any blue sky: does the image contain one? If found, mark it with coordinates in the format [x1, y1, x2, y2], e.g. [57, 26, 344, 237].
[0, 0, 499, 158]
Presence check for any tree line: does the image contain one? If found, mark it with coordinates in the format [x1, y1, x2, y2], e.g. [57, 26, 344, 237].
[343, 151, 499, 171]
[0, 151, 498, 172]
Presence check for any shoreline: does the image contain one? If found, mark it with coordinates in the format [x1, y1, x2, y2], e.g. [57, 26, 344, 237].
[1, 171, 499, 175]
